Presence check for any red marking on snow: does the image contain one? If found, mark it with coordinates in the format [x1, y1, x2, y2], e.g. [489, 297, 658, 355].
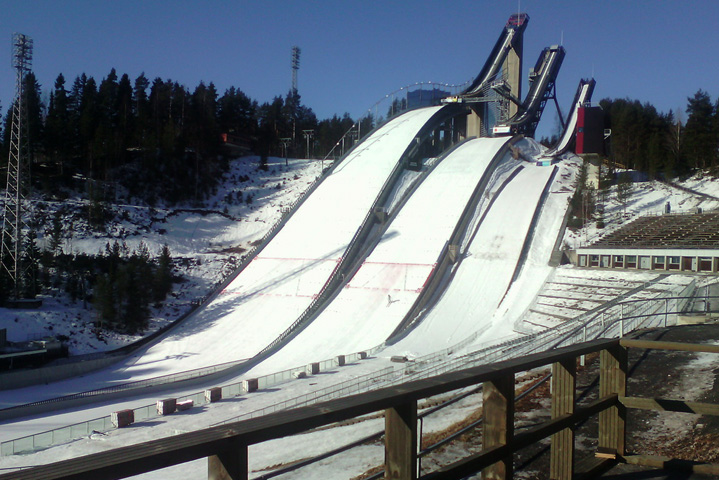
[419, 265, 437, 290]
[360, 261, 436, 268]
[345, 286, 417, 293]
[222, 291, 314, 298]
[254, 256, 341, 263]
[344, 263, 437, 294]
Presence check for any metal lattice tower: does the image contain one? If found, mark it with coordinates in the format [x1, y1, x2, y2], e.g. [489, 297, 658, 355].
[1, 33, 33, 299]
[291, 46, 300, 94]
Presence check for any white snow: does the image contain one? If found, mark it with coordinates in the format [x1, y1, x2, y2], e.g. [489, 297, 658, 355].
[247, 136, 511, 376]
[114, 106, 446, 376]
[387, 161, 556, 356]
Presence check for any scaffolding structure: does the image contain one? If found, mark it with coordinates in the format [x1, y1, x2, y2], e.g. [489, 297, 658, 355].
[1, 33, 33, 300]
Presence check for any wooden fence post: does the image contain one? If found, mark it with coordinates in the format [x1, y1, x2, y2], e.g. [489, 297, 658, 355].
[482, 375, 515, 480]
[598, 344, 627, 459]
[385, 402, 418, 480]
[550, 358, 576, 479]
[208, 439, 248, 480]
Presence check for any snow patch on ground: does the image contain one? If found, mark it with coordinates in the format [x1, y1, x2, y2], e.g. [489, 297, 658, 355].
[0, 156, 322, 355]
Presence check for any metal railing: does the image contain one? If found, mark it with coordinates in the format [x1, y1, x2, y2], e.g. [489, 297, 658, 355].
[321, 81, 470, 163]
[0, 346, 386, 456]
[0, 280, 699, 457]
[9, 333, 719, 480]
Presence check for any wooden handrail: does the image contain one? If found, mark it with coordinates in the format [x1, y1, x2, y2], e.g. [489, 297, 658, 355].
[3, 335, 718, 480]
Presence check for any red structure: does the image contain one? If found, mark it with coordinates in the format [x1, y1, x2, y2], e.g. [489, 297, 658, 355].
[576, 106, 604, 154]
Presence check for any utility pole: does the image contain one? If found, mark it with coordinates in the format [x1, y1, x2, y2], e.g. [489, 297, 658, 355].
[1, 33, 33, 302]
[280, 138, 291, 166]
[302, 129, 314, 159]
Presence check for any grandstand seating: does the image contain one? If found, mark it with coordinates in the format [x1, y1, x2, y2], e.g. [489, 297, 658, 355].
[590, 213, 719, 249]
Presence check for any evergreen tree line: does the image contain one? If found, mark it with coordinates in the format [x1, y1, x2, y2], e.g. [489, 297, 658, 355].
[600, 89, 719, 179]
[91, 241, 173, 333]
[40, 240, 174, 334]
[0, 204, 175, 332]
[1, 69, 372, 206]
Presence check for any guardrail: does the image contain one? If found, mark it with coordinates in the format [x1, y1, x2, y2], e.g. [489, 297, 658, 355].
[0, 357, 247, 414]
[0, 346, 386, 456]
[7, 333, 719, 480]
[322, 81, 471, 162]
[0, 280, 698, 457]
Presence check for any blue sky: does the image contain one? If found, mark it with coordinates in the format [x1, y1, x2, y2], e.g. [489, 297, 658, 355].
[2, 1, 718, 140]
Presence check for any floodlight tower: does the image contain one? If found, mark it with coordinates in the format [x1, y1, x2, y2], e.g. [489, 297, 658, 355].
[291, 46, 300, 95]
[290, 46, 301, 142]
[1, 33, 33, 300]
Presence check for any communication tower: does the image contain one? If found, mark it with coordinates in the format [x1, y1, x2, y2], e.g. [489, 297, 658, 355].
[1, 33, 33, 300]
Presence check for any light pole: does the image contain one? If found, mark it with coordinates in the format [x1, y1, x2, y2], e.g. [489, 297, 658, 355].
[302, 129, 314, 159]
[280, 138, 291, 166]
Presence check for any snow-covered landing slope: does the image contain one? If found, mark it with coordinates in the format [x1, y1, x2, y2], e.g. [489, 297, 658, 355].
[2, 107, 446, 406]
[247, 137, 511, 376]
[388, 163, 556, 356]
[113, 106, 447, 377]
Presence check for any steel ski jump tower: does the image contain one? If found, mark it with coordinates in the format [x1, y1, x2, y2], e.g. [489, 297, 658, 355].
[445, 13, 528, 138]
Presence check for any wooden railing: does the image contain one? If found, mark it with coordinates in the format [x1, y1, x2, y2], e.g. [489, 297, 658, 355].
[4, 335, 719, 480]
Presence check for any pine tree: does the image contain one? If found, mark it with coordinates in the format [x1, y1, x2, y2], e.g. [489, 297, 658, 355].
[663, 110, 683, 179]
[116, 73, 134, 164]
[96, 68, 120, 180]
[23, 73, 45, 166]
[684, 90, 716, 171]
[132, 73, 151, 151]
[218, 86, 257, 139]
[153, 244, 173, 302]
[78, 75, 100, 177]
[616, 171, 632, 214]
[93, 273, 116, 329]
[44, 74, 72, 182]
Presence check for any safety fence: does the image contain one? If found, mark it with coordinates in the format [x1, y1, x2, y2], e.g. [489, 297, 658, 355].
[0, 280, 699, 457]
[322, 81, 471, 162]
[8, 334, 719, 479]
[0, 346, 385, 456]
[403, 280, 696, 383]
[217, 366, 396, 425]
[1, 357, 248, 413]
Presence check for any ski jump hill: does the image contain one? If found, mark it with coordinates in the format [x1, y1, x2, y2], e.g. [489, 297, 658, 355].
[0, 12, 597, 431]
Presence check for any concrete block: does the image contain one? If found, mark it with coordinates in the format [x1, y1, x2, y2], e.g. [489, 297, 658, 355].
[307, 362, 320, 375]
[205, 387, 222, 403]
[111, 409, 134, 428]
[336, 355, 346, 367]
[176, 400, 194, 411]
[448, 244, 460, 264]
[156, 398, 177, 416]
[358, 351, 368, 360]
[292, 370, 307, 379]
[677, 314, 711, 325]
[244, 378, 259, 393]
